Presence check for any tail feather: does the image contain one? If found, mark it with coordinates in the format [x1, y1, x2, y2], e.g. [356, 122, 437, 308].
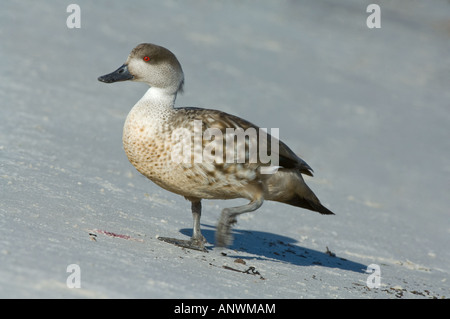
[263, 169, 335, 215]
[285, 195, 334, 215]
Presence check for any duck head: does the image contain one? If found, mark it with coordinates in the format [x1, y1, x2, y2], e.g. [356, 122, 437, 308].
[98, 43, 184, 94]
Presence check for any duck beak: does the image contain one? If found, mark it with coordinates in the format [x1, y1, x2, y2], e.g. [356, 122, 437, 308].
[98, 64, 133, 83]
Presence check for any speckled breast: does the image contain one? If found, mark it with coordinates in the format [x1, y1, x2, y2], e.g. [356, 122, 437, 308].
[121, 106, 258, 200]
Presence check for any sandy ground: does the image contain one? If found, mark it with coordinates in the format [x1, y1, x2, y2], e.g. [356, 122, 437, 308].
[1, 0, 449, 299]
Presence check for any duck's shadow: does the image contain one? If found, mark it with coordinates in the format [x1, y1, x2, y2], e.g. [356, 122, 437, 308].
[179, 224, 366, 273]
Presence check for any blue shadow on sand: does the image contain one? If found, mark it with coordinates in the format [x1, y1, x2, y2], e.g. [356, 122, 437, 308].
[179, 224, 367, 273]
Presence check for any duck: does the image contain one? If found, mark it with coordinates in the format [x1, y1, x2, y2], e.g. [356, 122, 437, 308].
[98, 43, 334, 251]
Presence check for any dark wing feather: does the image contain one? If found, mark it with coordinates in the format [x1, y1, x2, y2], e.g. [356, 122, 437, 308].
[173, 107, 314, 176]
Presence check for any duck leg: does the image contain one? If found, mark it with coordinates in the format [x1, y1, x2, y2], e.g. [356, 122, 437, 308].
[190, 200, 207, 246]
[158, 200, 208, 252]
[216, 196, 264, 248]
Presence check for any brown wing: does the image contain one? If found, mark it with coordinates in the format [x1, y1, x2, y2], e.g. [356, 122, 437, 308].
[172, 107, 314, 176]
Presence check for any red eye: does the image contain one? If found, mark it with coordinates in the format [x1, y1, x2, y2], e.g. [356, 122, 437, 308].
[143, 56, 150, 61]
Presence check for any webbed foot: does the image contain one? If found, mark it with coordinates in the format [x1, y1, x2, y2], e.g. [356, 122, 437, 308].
[158, 235, 208, 252]
[215, 211, 238, 248]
